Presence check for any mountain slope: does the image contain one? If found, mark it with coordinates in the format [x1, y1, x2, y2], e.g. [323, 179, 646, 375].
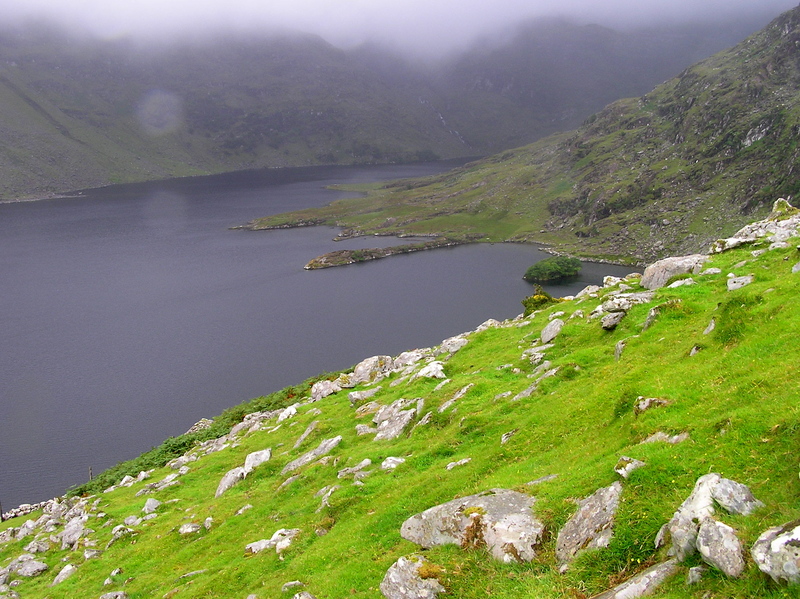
[0, 17, 769, 200]
[245, 6, 800, 265]
[2, 205, 800, 598]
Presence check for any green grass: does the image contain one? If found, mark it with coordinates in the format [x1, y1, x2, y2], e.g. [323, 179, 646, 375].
[3, 237, 800, 598]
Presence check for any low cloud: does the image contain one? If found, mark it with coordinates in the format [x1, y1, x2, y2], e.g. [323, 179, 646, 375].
[4, 0, 797, 56]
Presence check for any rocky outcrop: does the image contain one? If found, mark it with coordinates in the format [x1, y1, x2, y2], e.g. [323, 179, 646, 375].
[215, 448, 272, 497]
[374, 399, 420, 441]
[751, 520, 800, 584]
[696, 518, 745, 577]
[281, 436, 342, 475]
[640, 254, 707, 289]
[380, 555, 445, 599]
[245, 528, 301, 556]
[556, 482, 622, 571]
[592, 560, 679, 599]
[400, 489, 544, 563]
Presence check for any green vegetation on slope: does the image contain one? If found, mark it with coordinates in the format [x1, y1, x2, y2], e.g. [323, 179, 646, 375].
[3, 218, 800, 598]
[246, 6, 800, 266]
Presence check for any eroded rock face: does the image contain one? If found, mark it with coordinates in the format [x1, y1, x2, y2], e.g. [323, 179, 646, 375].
[380, 555, 445, 599]
[374, 399, 418, 441]
[281, 436, 342, 475]
[640, 255, 707, 290]
[696, 518, 745, 577]
[556, 482, 622, 570]
[751, 520, 800, 585]
[592, 560, 679, 599]
[659, 473, 762, 562]
[400, 489, 544, 563]
[540, 319, 565, 344]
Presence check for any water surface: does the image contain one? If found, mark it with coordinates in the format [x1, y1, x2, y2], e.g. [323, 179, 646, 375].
[0, 163, 633, 508]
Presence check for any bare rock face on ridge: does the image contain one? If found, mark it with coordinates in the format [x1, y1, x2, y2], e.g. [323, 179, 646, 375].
[400, 489, 544, 563]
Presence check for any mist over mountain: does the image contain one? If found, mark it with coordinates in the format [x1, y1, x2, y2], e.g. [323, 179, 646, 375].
[0, 11, 785, 200]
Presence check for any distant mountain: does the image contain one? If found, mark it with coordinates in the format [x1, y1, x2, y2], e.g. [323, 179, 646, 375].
[247, 5, 800, 265]
[0, 16, 773, 200]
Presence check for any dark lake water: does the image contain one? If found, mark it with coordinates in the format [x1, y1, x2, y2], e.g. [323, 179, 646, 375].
[0, 162, 634, 509]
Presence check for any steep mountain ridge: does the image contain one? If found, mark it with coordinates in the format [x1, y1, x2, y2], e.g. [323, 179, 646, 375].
[245, 5, 800, 265]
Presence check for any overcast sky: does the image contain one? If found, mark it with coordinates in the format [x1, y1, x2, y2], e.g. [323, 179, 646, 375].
[3, 0, 798, 55]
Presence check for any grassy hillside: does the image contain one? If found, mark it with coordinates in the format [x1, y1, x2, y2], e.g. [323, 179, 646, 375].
[246, 6, 800, 266]
[2, 209, 800, 598]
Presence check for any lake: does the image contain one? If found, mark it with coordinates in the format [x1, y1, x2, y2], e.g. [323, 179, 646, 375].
[0, 162, 634, 509]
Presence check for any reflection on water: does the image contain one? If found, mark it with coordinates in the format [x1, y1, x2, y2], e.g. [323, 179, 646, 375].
[0, 162, 634, 508]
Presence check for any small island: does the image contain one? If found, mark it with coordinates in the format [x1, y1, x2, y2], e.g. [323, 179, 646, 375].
[523, 256, 582, 283]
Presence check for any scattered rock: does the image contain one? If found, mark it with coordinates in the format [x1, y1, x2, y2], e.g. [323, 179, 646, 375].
[310, 380, 341, 402]
[16, 560, 48, 577]
[540, 319, 565, 343]
[348, 387, 381, 406]
[356, 424, 377, 436]
[696, 518, 745, 577]
[400, 489, 544, 563]
[634, 396, 669, 416]
[601, 311, 625, 330]
[501, 429, 518, 445]
[282, 580, 305, 592]
[293, 421, 319, 449]
[751, 520, 800, 585]
[686, 565, 706, 585]
[215, 467, 246, 498]
[292, 592, 317, 599]
[380, 555, 445, 599]
[526, 474, 558, 486]
[99, 593, 129, 599]
[416, 362, 446, 380]
[381, 457, 406, 470]
[438, 335, 469, 355]
[640, 255, 707, 290]
[438, 383, 474, 413]
[614, 456, 646, 479]
[727, 275, 754, 291]
[179, 523, 201, 535]
[641, 431, 689, 445]
[667, 277, 695, 288]
[348, 355, 395, 387]
[592, 560, 679, 599]
[142, 498, 161, 515]
[374, 399, 418, 441]
[281, 436, 342, 475]
[51, 564, 77, 585]
[445, 458, 471, 470]
[245, 529, 301, 556]
[338, 459, 372, 479]
[556, 482, 623, 571]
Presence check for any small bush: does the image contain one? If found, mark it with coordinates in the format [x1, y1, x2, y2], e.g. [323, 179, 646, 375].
[521, 285, 560, 316]
[523, 256, 582, 283]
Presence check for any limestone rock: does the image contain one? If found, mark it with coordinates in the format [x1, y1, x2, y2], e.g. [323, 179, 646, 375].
[310, 380, 341, 402]
[99, 593, 129, 599]
[614, 456, 646, 479]
[349, 355, 395, 387]
[281, 436, 342, 475]
[382, 457, 406, 470]
[696, 518, 745, 577]
[640, 254, 707, 290]
[356, 424, 377, 436]
[438, 335, 469, 355]
[659, 473, 762, 561]
[592, 560, 678, 599]
[51, 563, 77, 585]
[374, 399, 418, 441]
[245, 528, 301, 556]
[244, 448, 272, 473]
[292, 592, 317, 599]
[380, 555, 445, 599]
[400, 489, 544, 563]
[142, 498, 161, 515]
[540, 319, 564, 343]
[445, 458, 471, 470]
[727, 275, 754, 291]
[17, 559, 49, 577]
[215, 467, 246, 498]
[348, 387, 381, 406]
[416, 362, 446, 379]
[556, 482, 622, 570]
[58, 515, 89, 550]
[338, 459, 372, 479]
[601, 312, 625, 330]
[282, 580, 304, 592]
[751, 520, 800, 584]
[179, 523, 201, 535]
[634, 396, 669, 416]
